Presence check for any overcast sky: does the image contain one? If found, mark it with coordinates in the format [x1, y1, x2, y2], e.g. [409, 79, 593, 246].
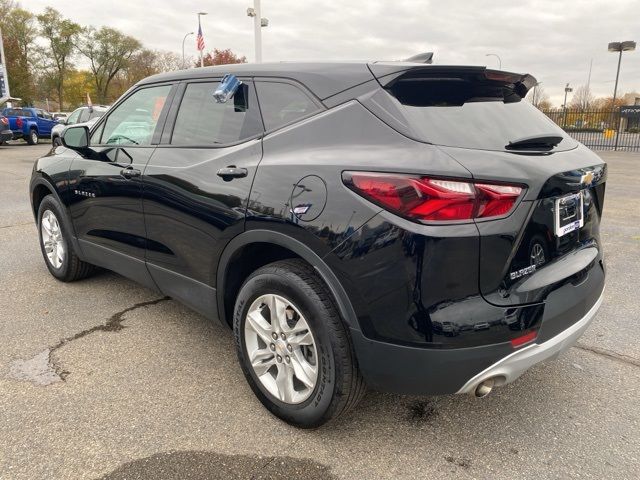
[31, 0, 639, 106]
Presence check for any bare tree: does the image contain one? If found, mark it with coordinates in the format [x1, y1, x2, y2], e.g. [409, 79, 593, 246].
[569, 85, 595, 112]
[528, 84, 551, 110]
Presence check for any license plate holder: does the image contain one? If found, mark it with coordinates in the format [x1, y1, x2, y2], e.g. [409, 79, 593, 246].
[554, 191, 584, 237]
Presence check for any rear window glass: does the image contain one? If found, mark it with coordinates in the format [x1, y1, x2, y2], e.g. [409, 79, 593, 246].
[256, 82, 319, 131]
[389, 78, 576, 152]
[4, 109, 31, 117]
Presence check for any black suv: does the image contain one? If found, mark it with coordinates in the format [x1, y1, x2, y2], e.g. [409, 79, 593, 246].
[30, 61, 606, 428]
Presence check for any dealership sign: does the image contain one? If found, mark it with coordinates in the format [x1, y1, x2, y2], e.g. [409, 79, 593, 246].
[620, 106, 640, 118]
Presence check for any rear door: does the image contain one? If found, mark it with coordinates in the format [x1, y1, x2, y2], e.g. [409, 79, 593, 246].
[142, 78, 264, 316]
[68, 83, 174, 288]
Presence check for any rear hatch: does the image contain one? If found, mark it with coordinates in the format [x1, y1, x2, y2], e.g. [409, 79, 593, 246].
[366, 64, 606, 308]
[3, 108, 27, 132]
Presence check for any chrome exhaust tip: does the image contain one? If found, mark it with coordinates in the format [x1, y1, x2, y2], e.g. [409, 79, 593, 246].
[474, 378, 495, 398]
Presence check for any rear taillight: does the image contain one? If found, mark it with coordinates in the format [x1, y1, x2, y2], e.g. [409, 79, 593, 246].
[343, 172, 523, 222]
[0, 117, 7, 126]
[16, 117, 23, 128]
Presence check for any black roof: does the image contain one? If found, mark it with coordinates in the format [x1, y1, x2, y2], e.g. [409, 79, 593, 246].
[139, 62, 376, 100]
[139, 61, 536, 100]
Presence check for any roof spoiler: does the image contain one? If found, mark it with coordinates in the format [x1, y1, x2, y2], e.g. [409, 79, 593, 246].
[368, 64, 538, 99]
[403, 52, 433, 64]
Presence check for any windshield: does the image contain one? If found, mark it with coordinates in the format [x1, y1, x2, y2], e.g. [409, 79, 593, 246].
[389, 79, 576, 152]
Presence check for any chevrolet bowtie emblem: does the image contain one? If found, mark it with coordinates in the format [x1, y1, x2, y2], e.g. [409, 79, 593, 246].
[580, 171, 595, 186]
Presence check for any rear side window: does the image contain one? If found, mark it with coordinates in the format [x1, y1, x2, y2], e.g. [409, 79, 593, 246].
[171, 81, 263, 146]
[256, 82, 320, 131]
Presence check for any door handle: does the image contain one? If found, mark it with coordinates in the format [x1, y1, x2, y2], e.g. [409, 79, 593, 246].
[217, 166, 248, 180]
[120, 168, 141, 179]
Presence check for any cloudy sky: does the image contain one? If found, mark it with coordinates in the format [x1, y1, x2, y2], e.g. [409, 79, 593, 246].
[31, 0, 639, 106]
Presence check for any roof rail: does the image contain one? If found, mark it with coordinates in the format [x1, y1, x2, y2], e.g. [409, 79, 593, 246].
[404, 52, 434, 64]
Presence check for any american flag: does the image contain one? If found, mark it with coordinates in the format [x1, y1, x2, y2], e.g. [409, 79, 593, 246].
[196, 24, 205, 51]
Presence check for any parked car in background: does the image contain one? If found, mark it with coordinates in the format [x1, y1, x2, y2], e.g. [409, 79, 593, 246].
[0, 115, 12, 143]
[29, 61, 606, 428]
[2, 107, 58, 145]
[51, 105, 109, 147]
[52, 112, 69, 122]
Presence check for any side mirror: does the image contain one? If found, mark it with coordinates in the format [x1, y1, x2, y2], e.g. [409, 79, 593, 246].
[61, 125, 90, 151]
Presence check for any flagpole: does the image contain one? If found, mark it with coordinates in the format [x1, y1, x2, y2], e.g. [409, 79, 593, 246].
[197, 12, 207, 68]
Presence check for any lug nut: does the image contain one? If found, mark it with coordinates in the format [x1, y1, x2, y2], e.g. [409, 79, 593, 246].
[287, 344, 293, 352]
[285, 356, 290, 363]
[276, 355, 282, 363]
[280, 333, 286, 340]
[272, 332, 278, 340]
[270, 343, 275, 351]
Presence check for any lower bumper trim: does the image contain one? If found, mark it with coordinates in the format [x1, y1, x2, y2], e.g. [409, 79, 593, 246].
[456, 289, 604, 394]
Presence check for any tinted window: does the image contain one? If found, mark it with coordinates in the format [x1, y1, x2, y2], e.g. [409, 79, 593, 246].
[256, 82, 319, 130]
[89, 108, 106, 120]
[389, 78, 575, 152]
[66, 108, 82, 125]
[171, 81, 262, 145]
[78, 108, 90, 123]
[4, 109, 27, 117]
[99, 85, 171, 146]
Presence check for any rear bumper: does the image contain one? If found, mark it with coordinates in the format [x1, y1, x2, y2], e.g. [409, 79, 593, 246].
[1, 130, 12, 142]
[456, 290, 603, 394]
[351, 289, 604, 396]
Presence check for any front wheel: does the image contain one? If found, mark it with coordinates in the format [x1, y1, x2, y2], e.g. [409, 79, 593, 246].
[233, 259, 366, 428]
[37, 194, 95, 281]
[26, 129, 39, 145]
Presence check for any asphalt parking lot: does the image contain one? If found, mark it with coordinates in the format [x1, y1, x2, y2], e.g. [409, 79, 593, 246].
[0, 142, 638, 479]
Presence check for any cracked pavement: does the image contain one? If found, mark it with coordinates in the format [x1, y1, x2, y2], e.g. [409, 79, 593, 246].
[0, 143, 639, 479]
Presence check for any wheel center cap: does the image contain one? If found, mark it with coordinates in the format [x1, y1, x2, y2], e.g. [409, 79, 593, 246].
[275, 341, 287, 357]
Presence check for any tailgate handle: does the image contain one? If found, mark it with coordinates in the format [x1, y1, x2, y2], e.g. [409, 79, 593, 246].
[217, 166, 248, 180]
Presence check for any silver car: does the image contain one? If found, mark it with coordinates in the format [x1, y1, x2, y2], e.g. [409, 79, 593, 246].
[51, 105, 109, 146]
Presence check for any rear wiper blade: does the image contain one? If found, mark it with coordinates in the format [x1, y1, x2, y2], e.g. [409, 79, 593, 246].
[506, 134, 563, 151]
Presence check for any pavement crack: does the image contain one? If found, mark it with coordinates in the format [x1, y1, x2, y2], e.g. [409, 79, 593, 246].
[7, 297, 170, 386]
[0, 221, 33, 230]
[574, 343, 640, 367]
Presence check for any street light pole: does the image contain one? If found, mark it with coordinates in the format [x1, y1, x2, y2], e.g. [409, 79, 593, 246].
[247, 1, 269, 63]
[485, 53, 502, 69]
[563, 83, 573, 127]
[181, 32, 194, 69]
[608, 41, 636, 108]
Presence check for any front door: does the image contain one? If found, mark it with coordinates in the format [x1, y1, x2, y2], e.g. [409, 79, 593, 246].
[68, 83, 174, 288]
[142, 79, 264, 317]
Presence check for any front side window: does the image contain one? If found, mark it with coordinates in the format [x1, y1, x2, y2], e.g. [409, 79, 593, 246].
[171, 81, 262, 146]
[66, 108, 82, 125]
[98, 85, 172, 146]
[256, 81, 320, 131]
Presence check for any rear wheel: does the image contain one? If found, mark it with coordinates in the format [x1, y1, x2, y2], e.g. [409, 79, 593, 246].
[233, 259, 365, 428]
[37, 194, 95, 281]
[26, 129, 39, 145]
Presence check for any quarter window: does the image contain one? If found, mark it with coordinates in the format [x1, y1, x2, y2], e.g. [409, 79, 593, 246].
[171, 81, 263, 146]
[256, 82, 319, 131]
[98, 85, 171, 146]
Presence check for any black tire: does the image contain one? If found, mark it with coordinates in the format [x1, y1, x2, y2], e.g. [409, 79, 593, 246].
[37, 194, 95, 282]
[233, 259, 366, 428]
[26, 128, 38, 145]
[52, 136, 62, 147]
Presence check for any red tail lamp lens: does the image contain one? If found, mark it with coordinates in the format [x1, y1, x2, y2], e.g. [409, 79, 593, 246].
[344, 172, 522, 222]
[510, 330, 538, 348]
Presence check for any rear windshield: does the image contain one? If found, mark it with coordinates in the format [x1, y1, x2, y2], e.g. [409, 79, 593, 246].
[3, 109, 31, 117]
[388, 78, 576, 152]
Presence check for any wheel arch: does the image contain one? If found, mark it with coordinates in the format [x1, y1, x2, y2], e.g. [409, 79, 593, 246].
[216, 229, 359, 331]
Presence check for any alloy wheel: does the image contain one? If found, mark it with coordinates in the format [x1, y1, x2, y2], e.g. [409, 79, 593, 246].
[244, 294, 318, 404]
[41, 210, 65, 269]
